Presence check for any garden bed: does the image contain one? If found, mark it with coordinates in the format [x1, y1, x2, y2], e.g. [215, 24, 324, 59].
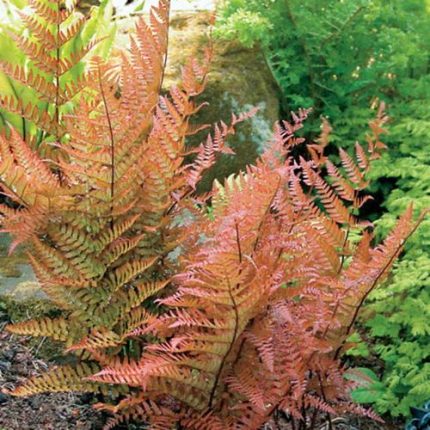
[0, 307, 404, 430]
[0, 312, 103, 430]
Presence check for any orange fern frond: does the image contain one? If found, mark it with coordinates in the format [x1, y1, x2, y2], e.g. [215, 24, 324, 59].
[7, 317, 70, 342]
[8, 362, 103, 396]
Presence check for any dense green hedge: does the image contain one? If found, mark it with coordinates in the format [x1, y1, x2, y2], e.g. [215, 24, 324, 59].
[216, 0, 430, 417]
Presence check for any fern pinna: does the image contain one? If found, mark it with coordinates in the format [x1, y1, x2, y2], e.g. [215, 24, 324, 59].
[0, 1, 426, 429]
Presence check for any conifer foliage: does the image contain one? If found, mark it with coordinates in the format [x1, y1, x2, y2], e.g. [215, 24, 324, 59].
[0, 1, 426, 429]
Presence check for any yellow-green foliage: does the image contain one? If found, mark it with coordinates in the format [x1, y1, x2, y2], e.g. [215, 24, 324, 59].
[0, 0, 115, 145]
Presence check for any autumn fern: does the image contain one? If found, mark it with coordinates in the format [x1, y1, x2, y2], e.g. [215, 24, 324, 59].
[0, 0, 250, 399]
[89, 108, 426, 429]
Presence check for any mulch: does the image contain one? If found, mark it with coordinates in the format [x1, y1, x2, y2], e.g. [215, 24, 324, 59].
[0, 310, 403, 430]
[0, 317, 104, 430]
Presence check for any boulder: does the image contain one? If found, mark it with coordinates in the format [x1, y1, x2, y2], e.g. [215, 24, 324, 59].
[0, 235, 54, 323]
[164, 12, 280, 191]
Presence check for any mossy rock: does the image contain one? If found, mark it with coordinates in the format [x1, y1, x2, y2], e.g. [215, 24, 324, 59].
[0, 282, 56, 322]
[0, 280, 63, 360]
[0, 278, 63, 360]
[0, 235, 58, 323]
[165, 12, 280, 191]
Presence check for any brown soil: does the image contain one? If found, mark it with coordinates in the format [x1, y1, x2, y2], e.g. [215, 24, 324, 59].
[0, 317, 104, 430]
[0, 308, 403, 430]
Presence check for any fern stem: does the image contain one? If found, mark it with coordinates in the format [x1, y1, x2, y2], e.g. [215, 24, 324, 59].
[97, 63, 116, 229]
[234, 221, 242, 263]
[310, 409, 318, 429]
[317, 373, 333, 430]
[322, 6, 365, 45]
[208, 276, 239, 409]
[334, 210, 428, 360]
[337, 226, 350, 274]
[55, 0, 61, 134]
[252, 178, 281, 253]
[55, 48, 60, 129]
[291, 418, 297, 430]
[54, 0, 64, 184]
[159, 0, 171, 93]
[301, 405, 308, 430]
[217, 222, 246, 407]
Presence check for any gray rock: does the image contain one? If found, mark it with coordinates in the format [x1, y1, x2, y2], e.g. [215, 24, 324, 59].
[164, 12, 280, 191]
[0, 235, 53, 323]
